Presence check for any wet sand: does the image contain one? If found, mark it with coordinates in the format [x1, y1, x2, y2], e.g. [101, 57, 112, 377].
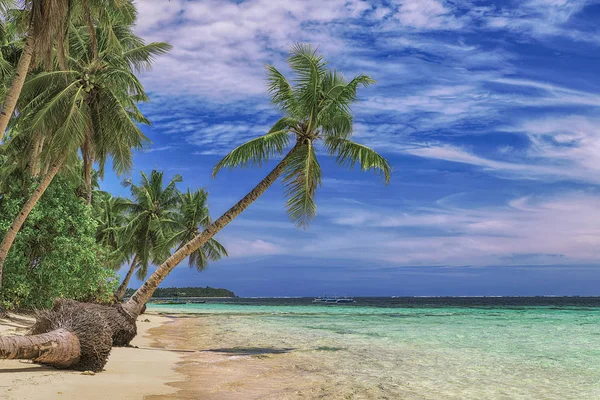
[0, 312, 182, 400]
[148, 315, 392, 400]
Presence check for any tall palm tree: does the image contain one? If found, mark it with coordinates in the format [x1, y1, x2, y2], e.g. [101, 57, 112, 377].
[0, 0, 137, 141]
[0, 0, 72, 140]
[113, 171, 182, 301]
[122, 44, 392, 317]
[0, 21, 169, 288]
[173, 189, 228, 272]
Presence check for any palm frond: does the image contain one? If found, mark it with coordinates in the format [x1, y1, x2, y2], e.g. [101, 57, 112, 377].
[212, 125, 292, 176]
[122, 41, 172, 72]
[266, 64, 298, 114]
[287, 43, 326, 119]
[324, 137, 391, 184]
[283, 141, 322, 228]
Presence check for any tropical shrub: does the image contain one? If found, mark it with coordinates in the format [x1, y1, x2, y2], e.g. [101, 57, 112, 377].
[0, 175, 118, 309]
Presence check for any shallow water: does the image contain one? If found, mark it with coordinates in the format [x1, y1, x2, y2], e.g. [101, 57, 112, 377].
[148, 298, 600, 399]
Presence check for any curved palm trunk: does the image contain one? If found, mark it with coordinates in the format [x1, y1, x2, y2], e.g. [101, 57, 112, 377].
[114, 255, 139, 301]
[0, 34, 35, 141]
[0, 328, 81, 368]
[122, 144, 300, 317]
[0, 157, 65, 289]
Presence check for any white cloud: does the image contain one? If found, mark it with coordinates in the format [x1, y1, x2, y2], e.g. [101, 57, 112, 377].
[312, 192, 600, 266]
[221, 238, 284, 258]
[135, 0, 372, 99]
[393, 0, 466, 30]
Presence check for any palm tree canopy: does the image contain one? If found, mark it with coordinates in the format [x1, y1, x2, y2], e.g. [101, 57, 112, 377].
[173, 189, 228, 271]
[12, 18, 170, 178]
[214, 44, 391, 227]
[121, 170, 182, 280]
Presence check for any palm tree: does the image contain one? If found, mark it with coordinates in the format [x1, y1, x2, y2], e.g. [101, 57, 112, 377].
[173, 189, 228, 272]
[122, 44, 392, 317]
[0, 0, 138, 141]
[0, 21, 169, 287]
[113, 171, 183, 301]
[93, 190, 129, 269]
[0, 0, 72, 140]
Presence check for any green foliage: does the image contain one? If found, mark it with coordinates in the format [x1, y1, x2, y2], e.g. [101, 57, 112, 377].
[172, 189, 228, 272]
[124, 286, 235, 298]
[214, 43, 392, 228]
[119, 171, 228, 280]
[0, 175, 118, 309]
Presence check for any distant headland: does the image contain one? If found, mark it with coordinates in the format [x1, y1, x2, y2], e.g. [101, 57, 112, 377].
[125, 286, 236, 298]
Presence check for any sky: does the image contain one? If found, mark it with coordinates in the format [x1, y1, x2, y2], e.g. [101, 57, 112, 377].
[101, 0, 600, 296]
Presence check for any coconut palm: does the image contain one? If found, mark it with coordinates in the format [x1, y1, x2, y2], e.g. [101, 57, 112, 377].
[67, 8, 170, 204]
[173, 189, 228, 272]
[113, 171, 183, 301]
[0, 0, 137, 141]
[122, 44, 392, 317]
[0, 0, 72, 140]
[0, 21, 169, 287]
[93, 190, 129, 269]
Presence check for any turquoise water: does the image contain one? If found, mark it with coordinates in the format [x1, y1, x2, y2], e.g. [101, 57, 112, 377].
[148, 300, 600, 399]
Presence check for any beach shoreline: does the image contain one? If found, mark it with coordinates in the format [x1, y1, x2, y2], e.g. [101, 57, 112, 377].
[0, 312, 182, 400]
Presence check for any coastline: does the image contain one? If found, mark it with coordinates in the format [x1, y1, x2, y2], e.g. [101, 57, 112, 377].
[0, 312, 182, 400]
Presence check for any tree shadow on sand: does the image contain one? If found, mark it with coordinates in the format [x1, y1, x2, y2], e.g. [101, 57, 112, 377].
[202, 347, 294, 356]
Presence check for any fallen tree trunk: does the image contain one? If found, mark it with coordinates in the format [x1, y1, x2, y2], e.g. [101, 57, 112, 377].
[0, 305, 112, 372]
[49, 299, 137, 347]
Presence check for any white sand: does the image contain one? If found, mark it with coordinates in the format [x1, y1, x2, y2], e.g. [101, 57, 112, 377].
[0, 312, 182, 400]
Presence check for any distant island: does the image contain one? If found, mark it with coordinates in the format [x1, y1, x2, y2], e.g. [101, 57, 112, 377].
[125, 286, 236, 298]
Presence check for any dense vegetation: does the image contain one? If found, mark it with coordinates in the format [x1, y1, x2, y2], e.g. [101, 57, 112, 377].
[125, 287, 235, 298]
[0, 175, 117, 309]
[0, 1, 226, 311]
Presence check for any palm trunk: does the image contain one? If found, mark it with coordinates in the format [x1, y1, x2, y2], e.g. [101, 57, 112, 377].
[0, 34, 35, 141]
[0, 157, 65, 289]
[83, 0, 98, 61]
[114, 255, 139, 301]
[28, 132, 44, 178]
[0, 328, 81, 368]
[122, 144, 300, 317]
[82, 132, 93, 205]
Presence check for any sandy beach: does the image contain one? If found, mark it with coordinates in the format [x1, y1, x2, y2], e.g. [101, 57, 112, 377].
[0, 312, 182, 400]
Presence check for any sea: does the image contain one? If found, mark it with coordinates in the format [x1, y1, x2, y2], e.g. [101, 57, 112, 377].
[147, 297, 600, 399]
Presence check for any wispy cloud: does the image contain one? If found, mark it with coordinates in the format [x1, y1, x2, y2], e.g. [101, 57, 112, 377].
[310, 191, 600, 266]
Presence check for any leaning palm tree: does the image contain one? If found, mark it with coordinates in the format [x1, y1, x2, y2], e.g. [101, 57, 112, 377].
[113, 171, 183, 301]
[0, 21, 169, 287]
[121, 44, 392, 317]
[173, 188, 228, 272]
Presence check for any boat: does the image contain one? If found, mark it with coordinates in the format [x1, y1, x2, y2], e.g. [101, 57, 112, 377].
[151, 299, 207, 305]
[313, 296, 355, 304]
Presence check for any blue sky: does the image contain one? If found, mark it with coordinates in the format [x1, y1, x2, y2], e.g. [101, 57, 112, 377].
[102, 0, 600, 296]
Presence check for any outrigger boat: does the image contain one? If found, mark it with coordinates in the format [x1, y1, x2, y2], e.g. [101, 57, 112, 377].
[313, 296, 355, 304]
[151, 298, 206, 305]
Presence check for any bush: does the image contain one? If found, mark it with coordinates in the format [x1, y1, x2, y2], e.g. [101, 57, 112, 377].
[0, 175, 118, 310]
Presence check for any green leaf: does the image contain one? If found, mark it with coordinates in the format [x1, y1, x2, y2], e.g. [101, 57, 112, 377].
[324, 136, 392, 184]
[283, 142, 322, 228]
[213, 126, 292, 176]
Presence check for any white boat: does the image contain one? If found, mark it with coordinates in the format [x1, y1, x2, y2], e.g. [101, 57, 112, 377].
[313, 296, 355, 304]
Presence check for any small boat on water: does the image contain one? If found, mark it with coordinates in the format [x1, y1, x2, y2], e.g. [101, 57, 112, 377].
[313, 296, 355, 304]
[151, 299, 206, 305]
